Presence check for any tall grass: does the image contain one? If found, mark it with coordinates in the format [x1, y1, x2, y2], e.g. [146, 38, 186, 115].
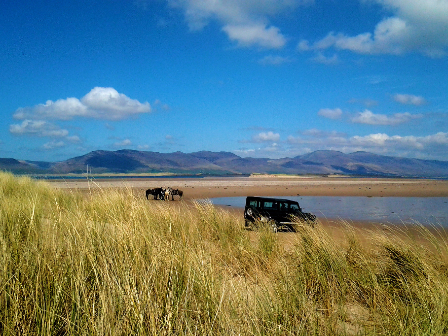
[1, 171, 448, 335]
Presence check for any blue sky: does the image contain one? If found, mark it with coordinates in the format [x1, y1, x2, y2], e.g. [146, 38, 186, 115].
[1, 0, 448, 162]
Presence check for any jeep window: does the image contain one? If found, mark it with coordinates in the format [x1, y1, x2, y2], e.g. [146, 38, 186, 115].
[279, 202, 289, 210]
[249, 200, 259, 207]
[263, 201, 276, 210]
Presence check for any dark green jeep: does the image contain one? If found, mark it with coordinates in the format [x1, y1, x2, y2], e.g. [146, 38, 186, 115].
[244, 196, 316, 232]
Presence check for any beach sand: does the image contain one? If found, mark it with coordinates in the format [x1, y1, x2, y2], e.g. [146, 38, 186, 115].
[49, 175, 448, 199]
[49, 176, 448, 246]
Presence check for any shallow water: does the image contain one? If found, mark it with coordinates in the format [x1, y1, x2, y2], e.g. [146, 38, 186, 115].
[210, 196, 448, 226]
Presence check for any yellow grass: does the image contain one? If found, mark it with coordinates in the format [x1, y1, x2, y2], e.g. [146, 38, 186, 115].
[1, 171, 448, 335]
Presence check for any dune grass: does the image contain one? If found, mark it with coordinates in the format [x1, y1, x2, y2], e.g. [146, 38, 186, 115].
[1, 171, 448, 335]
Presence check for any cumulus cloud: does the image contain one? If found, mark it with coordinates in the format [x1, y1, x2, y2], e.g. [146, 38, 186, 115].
[13, 98, 87, 120]
[137, 144, 151, 150]
[311, 52, 339, 65]
[393, 93, 427, 106]
[67, 135, 81, 143]
[252, 131, 280, 142]
[168, 0, 310, 49]
[299, 0, 448, 57]
[13, 87, 151, 121]
[10, 120, 69, 138]
[223, 23, 286, 48]
[286, 129, 448, 160]
[234, 143, 284, 158]
[350, 132, 448, 151]
[9, 87, 152, 151]
[114, 139, 132, 147]
[236, 130, 283, 156]
[238, 127, 448, 160]
[297, 39, 310, 51]
[43, 141, 66, 150]
[351, 109, 422, 125]
[318, 108, 343, 120]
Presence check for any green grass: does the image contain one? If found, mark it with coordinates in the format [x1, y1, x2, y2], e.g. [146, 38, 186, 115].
[2, 171, 448, 335]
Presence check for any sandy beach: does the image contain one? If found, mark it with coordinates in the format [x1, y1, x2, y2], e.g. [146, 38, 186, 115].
[48, 175, 448, 247]
[49, 175, 448, 199]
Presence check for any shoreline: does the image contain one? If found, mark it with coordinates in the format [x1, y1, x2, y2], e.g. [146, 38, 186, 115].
[48, 176, 448, 199]
[48, 176, 448, 242]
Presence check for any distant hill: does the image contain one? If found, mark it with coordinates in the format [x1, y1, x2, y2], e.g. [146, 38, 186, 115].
[1, 149, 448, 178]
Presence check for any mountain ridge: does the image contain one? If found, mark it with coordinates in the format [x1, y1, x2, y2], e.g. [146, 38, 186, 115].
[1, 150, 448, 178]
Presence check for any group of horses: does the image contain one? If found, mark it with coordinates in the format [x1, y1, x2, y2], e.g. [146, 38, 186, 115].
[145, 187, 183, 201]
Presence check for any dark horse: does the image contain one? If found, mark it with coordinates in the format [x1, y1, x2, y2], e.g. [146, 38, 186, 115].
[146, 187, 165, 200]
[170, 189, 183, 200]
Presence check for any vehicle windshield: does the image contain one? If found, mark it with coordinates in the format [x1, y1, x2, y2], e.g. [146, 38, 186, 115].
[289, 203, 301, 211]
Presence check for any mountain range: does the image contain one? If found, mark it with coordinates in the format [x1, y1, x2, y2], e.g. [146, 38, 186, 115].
[1, 149, 448, 178]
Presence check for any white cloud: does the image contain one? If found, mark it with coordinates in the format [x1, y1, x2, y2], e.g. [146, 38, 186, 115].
[297, 39, 310, 51]
[13, 87, 151, 121]
[81, 87, 151, 119]
[300, 0, 448, 57]
[137, 144, 151, 150]
[318, 108, 342, 119]
[253, 131, 280, 142]
[351, 133, 394, 147]
[311, 52, 339, 65]
[223, 23, 286, 48]
[234, 143, 284, 158]
[286, 129, 448, 160]
[351, 109, 422, 125]
[168, 0, 309, 49]
[234, 148, 256, 155]
[239, 128, 448, 160]
[393, 93, 427, 106]
[264, 142, 282, 152]
[154, 99, 170, 111]
[350, 133, 448, 151]
[67, 135, 81, 143]
[114, 139, 132, 147]
[9, 120, 69, 138]
[13, 98, 87, 120]
[422, 132, 448, 145]
[43, 141, 66, 150]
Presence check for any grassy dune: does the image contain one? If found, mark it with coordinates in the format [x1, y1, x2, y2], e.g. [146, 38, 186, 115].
[2, 171, 448, 335]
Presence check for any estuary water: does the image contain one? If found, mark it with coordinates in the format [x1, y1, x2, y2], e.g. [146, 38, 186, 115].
[210, 196, 448, 226]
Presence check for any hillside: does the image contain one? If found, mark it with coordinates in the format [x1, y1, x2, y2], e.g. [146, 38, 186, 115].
[1, 149, 448, 178]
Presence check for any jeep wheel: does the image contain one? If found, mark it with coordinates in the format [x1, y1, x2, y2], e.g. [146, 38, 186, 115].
[246, 208, 253, 216]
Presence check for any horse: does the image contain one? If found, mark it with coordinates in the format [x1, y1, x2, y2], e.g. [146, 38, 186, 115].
[170, 189, 183, 200]
[164, 187, 173, 201]
[145, 188, 155, 199]
[146, 187, 164, 200]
